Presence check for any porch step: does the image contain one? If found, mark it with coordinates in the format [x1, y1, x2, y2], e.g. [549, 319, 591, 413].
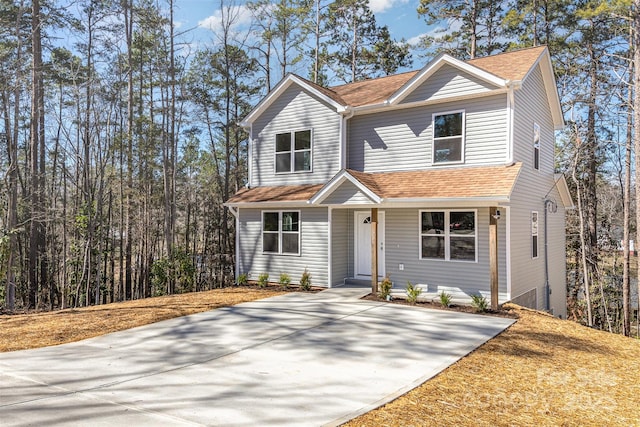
[340, 278, 372, 288]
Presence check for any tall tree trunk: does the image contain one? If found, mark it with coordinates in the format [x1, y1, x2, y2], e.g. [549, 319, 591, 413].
[124, 0, 134, 300]
[622, 20, 633, 337]
[634, 0, 640, 337]
[29, 0, 46, 309]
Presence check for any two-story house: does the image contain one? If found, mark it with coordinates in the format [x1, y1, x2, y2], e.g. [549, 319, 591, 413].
[226, 46, 573, 318]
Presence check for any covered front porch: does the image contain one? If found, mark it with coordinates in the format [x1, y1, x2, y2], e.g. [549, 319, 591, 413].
[326, 206, 509, 308]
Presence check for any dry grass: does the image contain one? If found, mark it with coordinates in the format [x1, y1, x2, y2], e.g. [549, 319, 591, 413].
[0, 287, 286, 352]
[3, 291, 639, 426]
[345, 303, 640, 427]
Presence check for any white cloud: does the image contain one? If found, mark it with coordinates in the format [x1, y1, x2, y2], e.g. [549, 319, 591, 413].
[408, 33, 427, 46]
[369, 0, 408, 14]
[198, 5, 253, 33]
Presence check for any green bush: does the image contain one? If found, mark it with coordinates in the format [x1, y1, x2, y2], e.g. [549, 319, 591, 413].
[471, 294, 489, 312]
[151, 257, 169, 296]
[439, 291, 453, 308]
[378, 275, 392, 300]
[278, 272, 291, 289]
[257, 273, 269, 288]
[299, 269, 312, 291]
[237, 273, 249, 286]
[406, 281, 422, 304]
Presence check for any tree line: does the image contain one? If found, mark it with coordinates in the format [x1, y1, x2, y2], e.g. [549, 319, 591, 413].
[1, 0, 639, 338]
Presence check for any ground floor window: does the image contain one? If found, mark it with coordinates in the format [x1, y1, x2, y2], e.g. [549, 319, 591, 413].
[262, 211, 300, 255]
[420, 210, 476, 261]
[531, 211, 539, 258]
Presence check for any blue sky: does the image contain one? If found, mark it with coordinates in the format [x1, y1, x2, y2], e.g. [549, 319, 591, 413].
[173, 0, 429, 67]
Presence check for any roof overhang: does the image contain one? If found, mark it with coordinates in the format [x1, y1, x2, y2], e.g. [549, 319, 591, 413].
[240, 74, 347, 127]
[224, 201, 313, 209]
[554, 173, 574, 209]
[538, 50, 565, 130]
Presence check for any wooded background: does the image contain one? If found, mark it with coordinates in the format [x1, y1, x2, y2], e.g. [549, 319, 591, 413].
[1, 0, 639, 337]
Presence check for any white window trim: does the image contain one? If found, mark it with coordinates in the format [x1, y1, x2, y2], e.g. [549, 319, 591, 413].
[533, 123, 541, 171]
[531, 210, 539, 259]
[431, 110, 466, 166]
[261, 210, 301, 256]
[418, 209, 477, 263]
[274, 128, 313, 175]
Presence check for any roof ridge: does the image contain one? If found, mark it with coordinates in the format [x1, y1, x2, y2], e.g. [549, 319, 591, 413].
[328, 70, 421, 91]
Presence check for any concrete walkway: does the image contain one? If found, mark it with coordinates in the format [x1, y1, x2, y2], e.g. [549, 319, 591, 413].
[0, 288, 514, 426]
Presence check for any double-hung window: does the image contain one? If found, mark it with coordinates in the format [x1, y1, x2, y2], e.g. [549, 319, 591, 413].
[433, 111, 464, 164]
[275, 130, 311, 173]
[533, 123, 540, 170]
[262, 211, 300, 255]
[420, 210, 476, 261]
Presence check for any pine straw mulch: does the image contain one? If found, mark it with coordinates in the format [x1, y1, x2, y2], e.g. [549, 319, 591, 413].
[0, 286, 289, 352]
[344, 303, 640, 427]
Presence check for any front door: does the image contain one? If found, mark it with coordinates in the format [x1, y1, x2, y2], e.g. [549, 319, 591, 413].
[355, 211, 385, 279]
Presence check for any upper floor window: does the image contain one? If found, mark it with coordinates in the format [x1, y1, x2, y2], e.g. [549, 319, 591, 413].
[275, 130, 312, 173]
[433, 111, 464, 164]
[263, 211, 300, 255]
[420, 210, 476, 262]
[533, 123, 540, 170]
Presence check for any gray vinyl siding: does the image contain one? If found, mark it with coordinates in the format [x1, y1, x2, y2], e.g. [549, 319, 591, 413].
[382, 208, 508, 301]
[401, 64, 499, 104]
[251, 85, 341, 186]
[328, 208, 507, 300]
[348, 95, 507, 172]
[330, 209, 352, 285]
[322, 181, 374, 205]
[509, 64, 567, 317]
[237, 207, 329, 286]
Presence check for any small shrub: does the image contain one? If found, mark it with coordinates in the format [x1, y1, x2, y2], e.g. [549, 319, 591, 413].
[406, 281, 422, 304]
[471, 294, 489, 312]
[257, 273, 269, 288]
[378, 275, 392, 300]
[299, 269, 312, 291]
[237, 273, 249, 286]
[278, 272, 291, 289]
[439, 291, 453, 308]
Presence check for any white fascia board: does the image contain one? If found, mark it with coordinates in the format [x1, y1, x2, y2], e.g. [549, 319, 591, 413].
[387, 54, 506, 105]
[324, 197, 511, 209]
[380, 196, 511, 208]
[554, 173, 575, 209]
[309, 170, 382, 205]
[223, 201, 311, 209]
[240, 74, 346, 127]
[541, 58, 565, 130]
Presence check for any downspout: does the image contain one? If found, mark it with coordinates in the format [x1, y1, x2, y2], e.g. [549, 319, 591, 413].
[340, 107, 354, 170]
[228, 206, 240, 282]
[505, 80, 518, 165]
[247, 124, 253, 186]
[544, 198, 557, 311]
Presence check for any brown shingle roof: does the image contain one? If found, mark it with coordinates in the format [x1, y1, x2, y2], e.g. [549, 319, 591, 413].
[227, 184, 323, 204]
[321, 46, 547, 108]
[227, 164, 521, 205]
[330, 71, 419, 107]
[467, 46, 546, 81]
[346, 163, 521, 200]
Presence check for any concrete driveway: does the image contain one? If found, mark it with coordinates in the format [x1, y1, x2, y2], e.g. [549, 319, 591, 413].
[0, 287, 514, 426]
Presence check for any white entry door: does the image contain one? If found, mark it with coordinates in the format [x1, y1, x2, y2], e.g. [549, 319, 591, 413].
[355, 211, 385, 278]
